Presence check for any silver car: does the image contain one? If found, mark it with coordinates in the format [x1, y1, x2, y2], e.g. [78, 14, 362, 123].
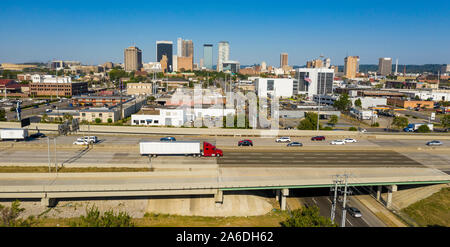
[426, 140, 442, 146]
[347, 207, 362, 218]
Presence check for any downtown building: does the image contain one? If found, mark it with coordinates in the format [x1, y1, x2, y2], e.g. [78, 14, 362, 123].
[217, 41, 230, 72]
[124, 46, 143, 72]
[344, 56, 360, 79]
[294, 68, 335, 99]
[156, 41, 173, 72]
[378, 57, 392, 76]
[30, 75, 88, 97]
[203, 44, 213, 70]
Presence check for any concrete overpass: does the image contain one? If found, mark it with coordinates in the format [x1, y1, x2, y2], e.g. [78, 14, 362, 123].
[0, 167, 448, 209]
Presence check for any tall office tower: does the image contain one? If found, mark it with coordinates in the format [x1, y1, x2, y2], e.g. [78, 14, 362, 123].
[280, 53, 288, 68]
[124, 46, 143, 72]
[172, 55, 178, 72]
[378, 57, 392, 76]
[182, 40, 194, 58]
[203, 44, 213, 70]
[395, 59, 399, 75]
[177, 38, 182, 57]
[217, 41, 230, 72]
[344, 56, 360, 79]
[156, 41, 173, 72]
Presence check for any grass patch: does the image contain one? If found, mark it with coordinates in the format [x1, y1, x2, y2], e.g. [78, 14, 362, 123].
[0, 166, 150, 173]
[27, 211, 289, 227]
[401, 187, 450, 227]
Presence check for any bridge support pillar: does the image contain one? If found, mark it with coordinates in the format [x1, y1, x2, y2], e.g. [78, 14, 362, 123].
[386, 185, 397, 209]
[376, 185, 382, 201]
[214, 190, 223, 206]
[280, 189, 289, 211]
[41, 197, 56, 207]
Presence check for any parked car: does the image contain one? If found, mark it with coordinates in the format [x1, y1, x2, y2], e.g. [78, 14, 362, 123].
[287, 142, 303, 147]
[311, 136, 326, 141]
[276, 137, 291, 143]
[347, 207, 362, 218]
[30, 132, 46, 139]
[426, 140, 443, 146]
[160, 136, 176, 142]
[238, 140, 253, 146]
[331, 140, 345, 145]
[45, 109, 52, 113]
[343, 138, 357, 143]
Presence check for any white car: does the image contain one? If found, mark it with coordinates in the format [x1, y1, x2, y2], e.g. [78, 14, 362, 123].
[77, 136, 98, 143]
[331, 140, 346, 145]
[73, 140, 89, 145]
[344, 138, 357, 143]
[276, 137, 291, 143]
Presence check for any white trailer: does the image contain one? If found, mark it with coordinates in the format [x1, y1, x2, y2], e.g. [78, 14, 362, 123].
[0, 128, 29, 141]
[140, 141, 201, 157]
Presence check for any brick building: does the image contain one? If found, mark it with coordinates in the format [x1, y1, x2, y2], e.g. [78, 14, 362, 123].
[30, 82, 88, 97]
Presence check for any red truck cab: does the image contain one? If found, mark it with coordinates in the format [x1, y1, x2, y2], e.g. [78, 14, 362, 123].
[202, 142, 223, 157]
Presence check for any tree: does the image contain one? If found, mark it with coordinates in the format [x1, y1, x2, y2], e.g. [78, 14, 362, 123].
[107, 118, 113, 124]
[441, 115, 450, 129]
[417, 124, 431, 133]
[392, 116, 409, 129]
[0, 200, 36, 227]
[0, 109, 6, 121]
[333, 93, 352, 112]
[327, 115, 338, 127]
[280, 206, 336, 227]
[354, 98, 362, 108]
[298, 112, 322, 130]
[95, 118, 102, 124]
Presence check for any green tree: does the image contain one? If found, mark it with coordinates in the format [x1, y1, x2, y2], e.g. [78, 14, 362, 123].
[333, 93, 352, 112]
[0, 200, 36, 227]
[280, 206, 336, 227]
[70, 205, 134, 227]
[327, 115, 338, 127]
[107, 118, 113, 124]
[349, 127, 357, 131]
[354, 98, 362, 108]
[0, 109, 6, 121]
[298, 112, 322, 130]
[41, 113, 48, 123]
[417, 124, 431, 133]
[392, 116, 409, 129]
[441, 115, 450, 129]
[95, 118, 102, 124]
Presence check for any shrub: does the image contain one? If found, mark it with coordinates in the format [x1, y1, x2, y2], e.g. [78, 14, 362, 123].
[107, 118, 112, 123]
[416, 125, 431, 133]
[0, 200, 36, 227]
[280, 206, 336, 227]
[349, 127, 357, 131]
[371, 122, 380, 127]
[70, 205, 134, 227]
[95, 118, 102, 124]
[323, 126, 333, 130]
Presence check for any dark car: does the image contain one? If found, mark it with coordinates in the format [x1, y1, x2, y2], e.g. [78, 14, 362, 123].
[238, 140, 253, 146]
[30, 132, 46, 138]
[311, 136, 325, 141]
[287, 142, 303, 147]
[160, 136, 176, 142]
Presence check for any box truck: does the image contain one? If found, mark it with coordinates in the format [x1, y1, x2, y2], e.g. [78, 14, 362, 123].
[403, 123, 434, 132]
[139, 141, 223, 157]
[0, 128, 29, 141]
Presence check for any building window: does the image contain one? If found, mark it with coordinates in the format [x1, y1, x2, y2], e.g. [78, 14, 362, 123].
[154, 120, 159, 124]
[133, 120, 139, 124]
[267, 80, 274, 91]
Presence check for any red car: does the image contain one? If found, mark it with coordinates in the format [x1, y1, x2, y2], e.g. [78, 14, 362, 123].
[311, 136, 325, 141]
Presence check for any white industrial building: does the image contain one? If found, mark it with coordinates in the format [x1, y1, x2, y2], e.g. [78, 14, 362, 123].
[31, 74, 72, 83]
[313, 95, 387, 109]
[132, 107, 236, 127]
[397, 89, 450, 102]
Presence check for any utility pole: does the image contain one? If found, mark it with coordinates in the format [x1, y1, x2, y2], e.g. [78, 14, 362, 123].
[119, 79, 123, 120]
[340, 174, 351, 227]
[330, 175, 341, 224]
[47, 137, 51, 173]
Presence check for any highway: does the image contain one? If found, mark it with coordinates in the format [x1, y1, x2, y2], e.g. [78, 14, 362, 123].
[217, 151, 424, 168]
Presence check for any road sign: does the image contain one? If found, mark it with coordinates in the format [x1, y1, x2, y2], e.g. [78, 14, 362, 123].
[20, 117, 30, 128]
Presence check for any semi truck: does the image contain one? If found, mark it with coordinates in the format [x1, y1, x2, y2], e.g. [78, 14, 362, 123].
[0, 128, 29, 141]
[139, 141, 223, 157]
[403, 123, 434, 132]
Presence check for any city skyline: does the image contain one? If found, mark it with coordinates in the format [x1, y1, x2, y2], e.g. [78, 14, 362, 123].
[1, 0, 449, 66]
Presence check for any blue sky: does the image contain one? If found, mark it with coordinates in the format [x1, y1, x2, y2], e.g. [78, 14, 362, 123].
[1, 0, 449, 66]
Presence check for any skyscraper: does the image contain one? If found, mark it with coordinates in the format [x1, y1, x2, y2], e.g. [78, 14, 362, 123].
[182, 40, 194, 58]
[156, 41, 173, 72]
[344, 56, 360, 79]
[203, 44, 213, 70]
[177, 38, 182, 57]
[217, 41, 229, 72]
[378, 57, 392, 76]
[124, 46, 142, 72]
[280, 53, 288, 68]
